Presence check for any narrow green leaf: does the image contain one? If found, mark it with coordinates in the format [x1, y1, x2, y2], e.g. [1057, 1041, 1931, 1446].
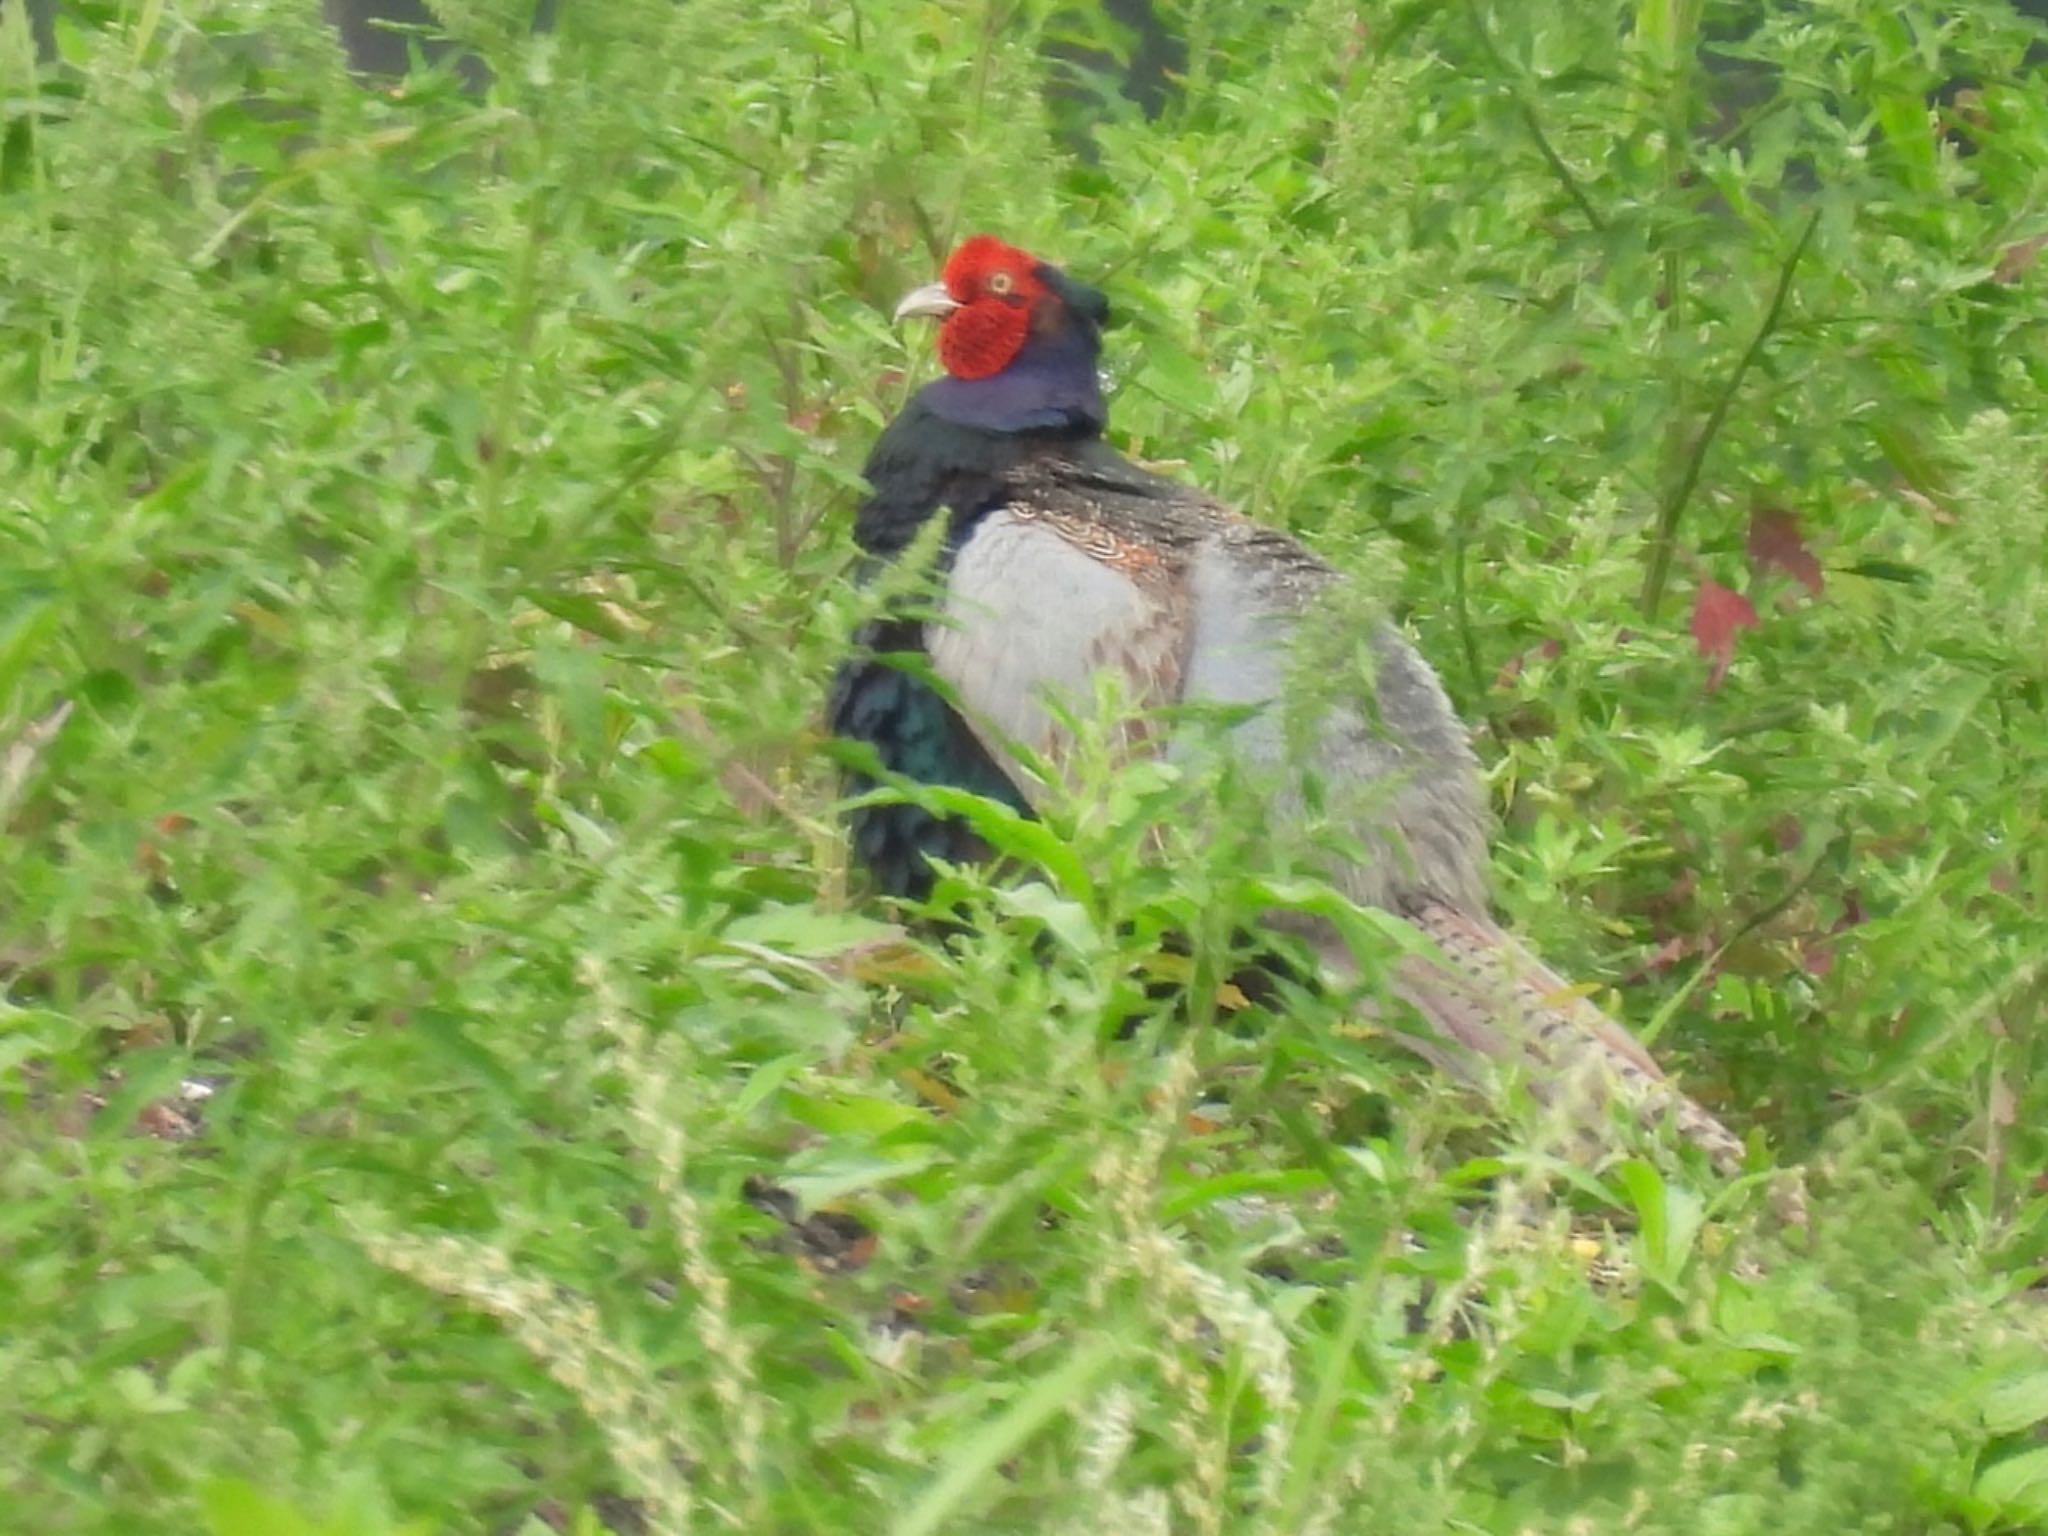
[1840, 559, 1931, 587]
[521, 586, 633, 641]
[893, 1336, 1122, 1536]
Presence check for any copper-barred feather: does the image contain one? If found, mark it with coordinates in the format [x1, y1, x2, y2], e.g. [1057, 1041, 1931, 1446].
[1395, 899, 1747, 1168]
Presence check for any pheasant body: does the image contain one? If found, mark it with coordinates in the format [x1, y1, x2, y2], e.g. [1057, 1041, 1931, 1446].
[927, 452, 1492, 918]
[830, 234, 1785, 1198]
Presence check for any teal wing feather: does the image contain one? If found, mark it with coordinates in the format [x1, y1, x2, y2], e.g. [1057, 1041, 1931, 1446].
[829, 618, 1031, 901]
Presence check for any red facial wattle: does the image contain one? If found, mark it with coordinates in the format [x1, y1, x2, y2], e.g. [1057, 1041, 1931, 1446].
[934, 234, 1049, 381]
[937, 302, 1031, 380]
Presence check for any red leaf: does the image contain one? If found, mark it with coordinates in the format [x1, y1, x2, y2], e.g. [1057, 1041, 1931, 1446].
[1747, 507, 1824, 598]
[1691, 578, 1759, 691]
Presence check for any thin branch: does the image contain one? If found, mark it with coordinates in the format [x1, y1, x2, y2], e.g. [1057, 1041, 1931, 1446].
[1448, 520, 1505, 756]
[670, 700, 811, 832]
[633, 549, 779, 653]
[1637, 828, 1848, 1046]
[667, 127, 772, 180]
[749, 314, 811, 570]
[1464, 0, 1606, 233]
[1719, 829, 1850, 953]
[1639, 208, 1821, 620]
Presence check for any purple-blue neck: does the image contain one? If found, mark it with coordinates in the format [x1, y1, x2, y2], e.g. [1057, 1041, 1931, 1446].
[916, 322, 1106, 434]
[854, 274, 1111, 557]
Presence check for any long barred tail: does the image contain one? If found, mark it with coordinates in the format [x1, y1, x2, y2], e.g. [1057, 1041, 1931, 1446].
[1391, 898, 1804, 1221]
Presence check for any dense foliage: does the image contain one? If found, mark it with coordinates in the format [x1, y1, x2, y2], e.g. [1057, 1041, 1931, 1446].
[3, 1, 2045, 1531]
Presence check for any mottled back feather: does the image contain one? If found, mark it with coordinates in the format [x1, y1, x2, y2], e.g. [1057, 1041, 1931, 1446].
[936, 449, 1492, 918]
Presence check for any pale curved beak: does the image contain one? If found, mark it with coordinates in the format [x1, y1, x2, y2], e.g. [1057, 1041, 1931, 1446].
[892, 282, 960, 324]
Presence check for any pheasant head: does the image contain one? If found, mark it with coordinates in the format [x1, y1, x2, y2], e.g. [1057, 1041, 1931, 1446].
[889, 234, 1110, 434]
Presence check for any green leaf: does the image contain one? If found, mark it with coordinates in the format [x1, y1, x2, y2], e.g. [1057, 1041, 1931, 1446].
[778, 1149, 947, 1209]
[1527, 1385, 1605, 1412]
[1618, 1160, 1704, 1286]
[1840, 559, 1931, 587]
[521, 586, 634, 641]
[722, 904, 900, 958]
[410, 1009, 523, 1105]
[785, 1089, 930, 1138]
[1159, 1166, 1326, 1223]
[199, 1481, 322, 1536]
[990, 881, 1102, 959]
[892, 1336, 1123, 1536]
[1975, 1447, 2048, 1523]
[1982, 1372, 2048, 1437]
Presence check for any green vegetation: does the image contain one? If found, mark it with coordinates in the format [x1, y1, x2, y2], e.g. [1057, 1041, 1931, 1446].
[3, 1, 2046, 1531]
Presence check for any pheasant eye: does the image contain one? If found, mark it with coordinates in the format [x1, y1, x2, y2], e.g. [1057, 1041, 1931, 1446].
[986, 270, 1015, 296]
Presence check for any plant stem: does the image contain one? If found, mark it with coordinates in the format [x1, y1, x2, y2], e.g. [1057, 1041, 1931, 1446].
[1465, 0, 1605, 232]
[1647, 0, 1697, 622]
[1639, 209, 1819, 619]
